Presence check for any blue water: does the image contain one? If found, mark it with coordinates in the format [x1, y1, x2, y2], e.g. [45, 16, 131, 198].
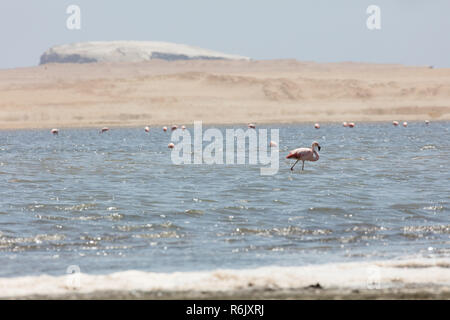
[0, 122, 448, 277]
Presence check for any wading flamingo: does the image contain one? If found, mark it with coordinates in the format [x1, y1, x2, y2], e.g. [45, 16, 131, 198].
[314, 123, 320, 129]
[171, 125, 178, 131]
[392, 121, 399, 126]
[163, 126, 167, 132]
[286, 141, 321, 171]
[100, 127, 109, 133]
[145, 126, 150, 132]
[168, 143, 175, 149]
[51, 128, 59, 135]
[248, 123, 256, 129]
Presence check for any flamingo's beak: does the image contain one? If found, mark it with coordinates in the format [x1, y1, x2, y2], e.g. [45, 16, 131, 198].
[318, 145, 321, 151]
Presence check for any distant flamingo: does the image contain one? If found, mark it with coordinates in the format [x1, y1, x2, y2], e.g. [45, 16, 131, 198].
[51, 128, 59, 135]
[403, 122, 408, 127]
[168, 143, 175, 149]
[248, 123, 256, 129]
[392, 121, 399, 126]
[145, 126, 150, 132]
[100, 127, 109, 133]
[425, 120, 430, 125]
[171, 125, 178, 131]
[348, 122, 355, 128]
[181, 125, 186, 130]
[314, 123, 320, 129]
[343, 122, 348, 127]
[269, 141, 278, 148]
[286, 141, 321, 171]
[163, 126, 167, 132]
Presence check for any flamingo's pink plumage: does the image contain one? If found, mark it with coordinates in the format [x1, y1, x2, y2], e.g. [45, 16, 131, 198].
[286, 141, 321, 171]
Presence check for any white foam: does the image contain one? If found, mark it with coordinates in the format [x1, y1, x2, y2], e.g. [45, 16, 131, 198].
[1, 257, 449, 298]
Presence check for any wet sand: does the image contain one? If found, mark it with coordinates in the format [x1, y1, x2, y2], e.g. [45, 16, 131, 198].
[7, 286, 450, 300]
[0, 60, 449, 129]
[2, 259, 449, 300]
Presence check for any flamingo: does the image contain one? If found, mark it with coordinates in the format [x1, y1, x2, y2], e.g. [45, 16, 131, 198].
[248, 123, 256, 129]
[171, 125, 178, 131]
[181, 125, 186, 130]
[168, 143, 175, 149]
[286, 141, 321, 171]
[163, 126, 167, 132]
[100, 127, 109, 133]
[425, 120, 430, 125]
[51, 128, 59, 135]
[403, 122, 408, 127]
[392, 121, 399, 126]
[145, 126, 150, 132]
[314, 123, 320, 129]
[343, 122, 348, 127]
[269, 141, 278, 148]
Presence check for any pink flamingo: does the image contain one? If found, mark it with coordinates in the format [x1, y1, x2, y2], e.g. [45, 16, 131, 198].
[314, 123, 320, 129]
[286, 141, 321, 171]
[403, 122, 408, 127]
[51, 128, 59, 135]
[100, 127, 109, 133]
[343, 122, 348, 127]
[171, 125, 178, 131]
[392, 121, 399, 126]
[168, 143, 175, 149]
[163, 126, 168, 132]
[145, 126, 150, 132]
[248, 123, 256, 129]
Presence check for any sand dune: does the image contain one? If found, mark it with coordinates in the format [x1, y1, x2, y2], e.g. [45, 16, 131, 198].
[40, 41, 250, 64]
[0, 60, 449, 129]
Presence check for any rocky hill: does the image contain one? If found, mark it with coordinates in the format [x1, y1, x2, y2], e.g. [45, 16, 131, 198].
[40, 41, 250, 64]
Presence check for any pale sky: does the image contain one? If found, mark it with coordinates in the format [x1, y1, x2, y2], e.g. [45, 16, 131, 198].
[0, 0, 449, 69]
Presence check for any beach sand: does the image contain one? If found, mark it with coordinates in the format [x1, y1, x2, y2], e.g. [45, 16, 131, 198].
[0, 60, 449, 129]
[8, 286, 450, 300]
[1, 258, 449, 300]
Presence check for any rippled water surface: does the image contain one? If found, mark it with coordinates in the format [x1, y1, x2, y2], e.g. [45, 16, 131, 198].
[0, 122, 448, 277]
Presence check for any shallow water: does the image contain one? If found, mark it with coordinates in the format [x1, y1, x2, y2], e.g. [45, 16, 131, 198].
[0, 122, 448, 277]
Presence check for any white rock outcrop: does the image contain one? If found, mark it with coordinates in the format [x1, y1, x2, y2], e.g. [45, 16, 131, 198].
[40, 41, 250, 64]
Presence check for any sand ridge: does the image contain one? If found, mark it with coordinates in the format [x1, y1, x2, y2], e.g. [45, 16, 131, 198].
[0, 59, 449, 129]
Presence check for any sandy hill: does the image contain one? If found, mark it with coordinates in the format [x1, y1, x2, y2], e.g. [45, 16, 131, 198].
[40, 41, 250, 64]
[0, 59, 449, 129]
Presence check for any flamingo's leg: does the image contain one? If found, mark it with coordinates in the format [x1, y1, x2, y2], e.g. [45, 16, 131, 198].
[302, 161, 305, 171]
[290, 159, 300, 171]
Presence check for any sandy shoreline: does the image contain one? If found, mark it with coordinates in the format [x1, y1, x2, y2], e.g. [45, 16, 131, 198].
[0, 120, 447, 132]
[0, 60, 449, 130]
[7, 286, 450, 300]
[1, 258, 449, 300]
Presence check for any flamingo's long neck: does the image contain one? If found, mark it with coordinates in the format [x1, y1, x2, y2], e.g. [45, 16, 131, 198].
[312, 145, 320, 161]
[313, 150, 319, 161]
